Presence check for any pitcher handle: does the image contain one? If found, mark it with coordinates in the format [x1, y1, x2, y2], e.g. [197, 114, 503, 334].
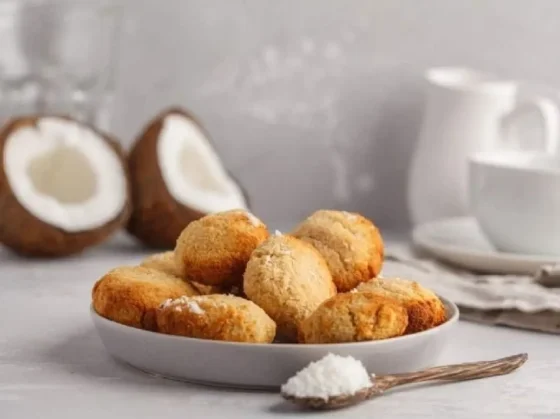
[500, 96, 560, 155]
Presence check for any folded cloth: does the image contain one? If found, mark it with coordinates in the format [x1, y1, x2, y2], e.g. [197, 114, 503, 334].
[457, 308, 560, 334]
[382, 243, 560, 334]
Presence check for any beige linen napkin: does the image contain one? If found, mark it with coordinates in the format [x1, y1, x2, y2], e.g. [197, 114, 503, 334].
[383, 244, 560, 334]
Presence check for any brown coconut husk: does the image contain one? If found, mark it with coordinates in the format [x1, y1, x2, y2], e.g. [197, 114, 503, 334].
[126, 107, 249, 249]
[0, 115, 132, 257]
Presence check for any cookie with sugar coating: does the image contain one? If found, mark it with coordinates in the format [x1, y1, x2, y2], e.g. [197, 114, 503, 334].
[92, 266, 199, 331]
[174, 209, 269, 287]
[291, 209, 384, 292]
[355, 277, 446, 334]
[298, 292, 408, 343]
[243, 233, 337, 342]
[156, 294, 276, 343]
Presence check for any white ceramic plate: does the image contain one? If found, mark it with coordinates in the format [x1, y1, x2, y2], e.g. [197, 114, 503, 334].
[91, 298, 459, 390]
[412, 217, 560, 275]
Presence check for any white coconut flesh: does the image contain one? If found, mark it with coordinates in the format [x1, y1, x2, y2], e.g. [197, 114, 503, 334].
[3, 118, 128, 232]
[157, 114, 247, 214]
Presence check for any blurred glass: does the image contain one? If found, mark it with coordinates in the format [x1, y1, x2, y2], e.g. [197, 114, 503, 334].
[0, 0, 122, 130]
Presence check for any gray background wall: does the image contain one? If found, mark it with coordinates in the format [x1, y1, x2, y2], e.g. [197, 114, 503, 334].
[108, 0, 560, 230]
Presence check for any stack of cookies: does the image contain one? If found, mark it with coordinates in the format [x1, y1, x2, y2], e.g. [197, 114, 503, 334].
[91, 209, 446, 344]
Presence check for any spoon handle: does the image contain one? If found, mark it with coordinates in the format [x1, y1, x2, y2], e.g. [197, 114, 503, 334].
[375, 353, 528, 391]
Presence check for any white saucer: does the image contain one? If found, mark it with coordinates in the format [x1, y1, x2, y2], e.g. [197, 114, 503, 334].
[412, 217, 560, 275]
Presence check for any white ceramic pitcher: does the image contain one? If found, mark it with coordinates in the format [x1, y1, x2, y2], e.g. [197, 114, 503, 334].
[407, 66, 560, 226]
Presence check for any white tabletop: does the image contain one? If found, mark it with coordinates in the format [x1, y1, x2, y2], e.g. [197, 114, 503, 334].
[1, 233, 560, 418]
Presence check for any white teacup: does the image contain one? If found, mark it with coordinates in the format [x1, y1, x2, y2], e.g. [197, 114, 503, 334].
[469, 150, 560, 256]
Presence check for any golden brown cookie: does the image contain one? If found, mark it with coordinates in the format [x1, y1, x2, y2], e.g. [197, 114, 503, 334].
[298, 292, 408, 343]
[92, 266, 199, 330]
[291, 210, 384, 292]
[174, 209, 269, 287]
[243, 233, 336, 342]
[156, 294, 276, 343]
[140, 251, 180, 276]
[140, 251, 220, 295]
[355, 277, 447, 334]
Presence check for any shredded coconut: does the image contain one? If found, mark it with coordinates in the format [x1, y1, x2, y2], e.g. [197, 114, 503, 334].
[274, 230, 282, 236]
[281, 353, 373, 401]
[187, 300, 205, 315]
[161, 295, 190, 308]
[160, 298, 176, 308]
[233, 209, 261, 226]
[244, 211, 262, 227]
[160, 295, 205, 314]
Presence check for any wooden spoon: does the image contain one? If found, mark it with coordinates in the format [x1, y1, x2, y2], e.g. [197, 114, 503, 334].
[282, 353, 528, 410]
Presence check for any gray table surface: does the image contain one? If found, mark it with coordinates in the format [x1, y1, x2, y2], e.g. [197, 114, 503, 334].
[1, 232, 559, 418]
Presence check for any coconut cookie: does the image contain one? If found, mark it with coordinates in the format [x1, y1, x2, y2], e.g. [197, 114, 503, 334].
[0, 116, 131, 257]
[243, 234, 336, 342]
[140, 251, 223, 295]
[298, 292, 408, 344]
[175, 209, 269, 287]
[127, 107, 249, 248]
[355, 277, 447, 334]
[92, 266, 199, 331]
[291, 210, 384, 292]
[156, 294, 276, 343]
[140, 251, 181, 276]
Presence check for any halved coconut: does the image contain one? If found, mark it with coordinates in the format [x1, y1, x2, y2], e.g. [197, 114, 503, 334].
[0, 116, 131, 257]
[127, 107, 249, 248]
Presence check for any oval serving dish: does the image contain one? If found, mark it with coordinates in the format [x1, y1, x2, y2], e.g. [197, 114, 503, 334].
[91, 296, 459, 390]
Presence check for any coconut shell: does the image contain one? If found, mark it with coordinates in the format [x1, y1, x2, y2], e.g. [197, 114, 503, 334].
[126, 107, 249, 249]
[0, 115, 132, 257]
